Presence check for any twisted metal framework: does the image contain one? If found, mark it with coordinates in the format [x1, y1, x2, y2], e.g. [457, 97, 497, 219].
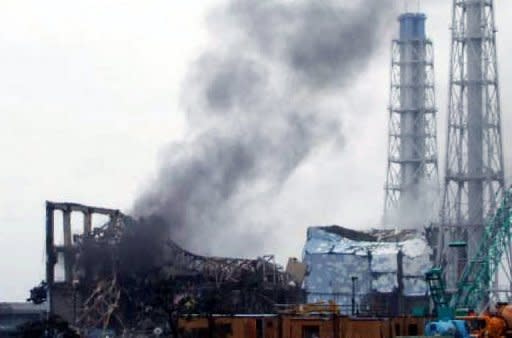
[46, 201, 300, 332]
[77, 277, 124, 333]
[163, 240, 281, 288]
[384, 13, 439, 227]
[438, 0, 505, 290]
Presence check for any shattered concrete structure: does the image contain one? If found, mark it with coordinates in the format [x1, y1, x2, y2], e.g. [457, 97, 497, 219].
[45, 201, 304, 335]
[303, 226, 431, 316]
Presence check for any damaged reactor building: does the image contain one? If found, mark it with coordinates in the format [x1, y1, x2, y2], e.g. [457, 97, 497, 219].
[302, 226, 431, 316]
[44, 202, 304, 335]
[7, 0, 512, 335]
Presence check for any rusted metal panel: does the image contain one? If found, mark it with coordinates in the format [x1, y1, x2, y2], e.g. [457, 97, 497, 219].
[178, 315, 428, 338]
[342, 319, 391, 338]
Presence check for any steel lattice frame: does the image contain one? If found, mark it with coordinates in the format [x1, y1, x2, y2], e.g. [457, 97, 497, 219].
[384, 27, 439, 226]
[438, 0, 505, 291]
[452, 187, 512, 312]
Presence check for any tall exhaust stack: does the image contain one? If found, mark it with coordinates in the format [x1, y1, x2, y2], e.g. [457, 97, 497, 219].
[438, 0, 505, 290]
[384, 12, 439, 227]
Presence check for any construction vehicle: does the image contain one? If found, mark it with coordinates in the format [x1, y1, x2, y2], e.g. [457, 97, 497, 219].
[424, 267, 470, 337]
[425, 268, 512, 337]
[424, 187, 512, 337]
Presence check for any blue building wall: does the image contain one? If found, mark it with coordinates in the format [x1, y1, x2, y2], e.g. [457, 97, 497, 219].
[302, 227, 431, 314]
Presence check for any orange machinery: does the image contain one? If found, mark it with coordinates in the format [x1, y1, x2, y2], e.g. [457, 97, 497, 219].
[456, 304, 512, 338]
[178, 311, 426, 338]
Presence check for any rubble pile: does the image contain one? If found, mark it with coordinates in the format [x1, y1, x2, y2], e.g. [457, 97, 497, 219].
[45, 204, 303, 335]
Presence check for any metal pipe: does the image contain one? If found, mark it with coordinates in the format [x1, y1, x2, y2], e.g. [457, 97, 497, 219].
[351, 276, 358, 316]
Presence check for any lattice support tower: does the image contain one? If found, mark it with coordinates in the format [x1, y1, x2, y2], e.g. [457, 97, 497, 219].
[384, 13, 439, 227]
[438, 0, 506, 292]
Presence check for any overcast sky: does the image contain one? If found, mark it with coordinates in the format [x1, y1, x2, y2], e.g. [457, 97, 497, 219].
[1, 1, 512, 301]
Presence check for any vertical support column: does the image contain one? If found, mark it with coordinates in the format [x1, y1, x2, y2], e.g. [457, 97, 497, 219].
[400, 32, 415, 207]
[351, 276, 358, 316]
[109, 211, 118, 232]
[466, 0, 484, 263]
[397, 249, 404, 315]
[46, 201, 55, 315]
[63, 209, 73, 282]
[399, 18, 426, 213]
[83, 210, 92, 235]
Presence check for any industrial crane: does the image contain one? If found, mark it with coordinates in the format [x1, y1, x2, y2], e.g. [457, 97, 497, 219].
[452, 187, 512, 312]
[425, 186, 512, 337]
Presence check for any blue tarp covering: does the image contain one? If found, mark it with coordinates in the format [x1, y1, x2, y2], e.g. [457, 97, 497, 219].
[303, 227, 431, 309]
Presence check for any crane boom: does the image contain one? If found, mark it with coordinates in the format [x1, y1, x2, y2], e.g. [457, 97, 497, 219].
[427, 187, 512, 317]
[452, 187, 512, 312]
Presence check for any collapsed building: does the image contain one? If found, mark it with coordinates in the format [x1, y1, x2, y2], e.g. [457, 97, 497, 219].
[303, 225, 431, 316]
[40, 202, 435, 335]
[44, 201, 304, 335]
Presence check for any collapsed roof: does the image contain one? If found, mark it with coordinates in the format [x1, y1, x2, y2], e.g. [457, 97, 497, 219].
[44, 202, 303, 334]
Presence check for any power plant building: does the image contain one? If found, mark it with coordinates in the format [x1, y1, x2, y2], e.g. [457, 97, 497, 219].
[302, 226, 431, 316]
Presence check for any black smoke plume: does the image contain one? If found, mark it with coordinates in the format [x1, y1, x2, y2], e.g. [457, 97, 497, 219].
[133, 0, 396, 256]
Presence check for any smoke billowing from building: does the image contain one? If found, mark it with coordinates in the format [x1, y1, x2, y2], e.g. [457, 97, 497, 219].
[133, 0, 396, 256]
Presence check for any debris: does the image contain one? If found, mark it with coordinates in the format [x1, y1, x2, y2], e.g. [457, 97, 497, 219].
[45, 202, 304, 334]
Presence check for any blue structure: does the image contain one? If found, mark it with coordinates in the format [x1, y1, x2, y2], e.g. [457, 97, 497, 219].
[302, 226, 431, 315]
[399, 13, 426, 40]
[424, 320, 470, 338]
[383, 11, 438, 227]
